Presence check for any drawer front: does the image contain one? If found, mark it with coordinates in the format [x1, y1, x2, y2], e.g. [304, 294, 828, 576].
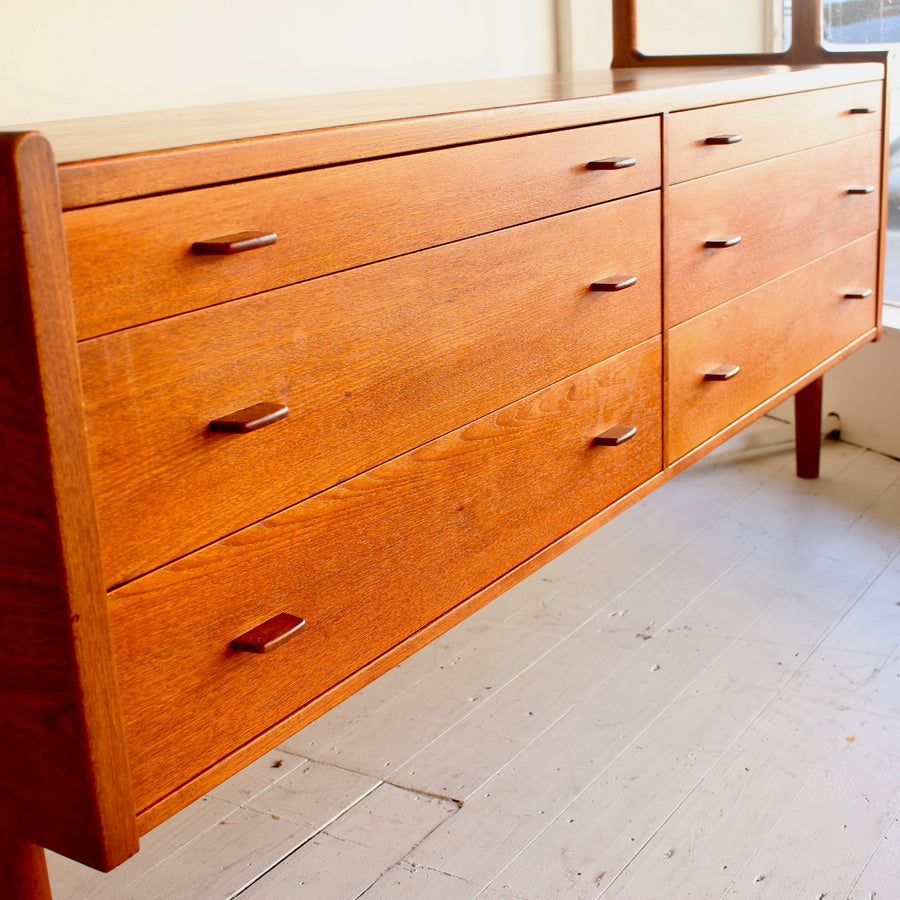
[668, 81, 883, 184]
[81, 195, 661, 587]
[668, 235, 878, 463]
[668, 132, 881, 325]
[109, 338, 663, 810]
[65, 116, 661, 339]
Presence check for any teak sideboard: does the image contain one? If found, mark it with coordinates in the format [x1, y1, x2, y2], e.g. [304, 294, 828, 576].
[0, 52, 889, 897]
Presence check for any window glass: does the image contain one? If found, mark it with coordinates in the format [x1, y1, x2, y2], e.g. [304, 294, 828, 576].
[822, 0, 900, 45]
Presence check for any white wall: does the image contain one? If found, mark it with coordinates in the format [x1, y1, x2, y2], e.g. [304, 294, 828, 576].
[822, 331, 900, 459]
[773, 328, 900, 461]
[558, 0, 614, 73]
[2, 0, 782, 125]
[2, 0, 558, 125]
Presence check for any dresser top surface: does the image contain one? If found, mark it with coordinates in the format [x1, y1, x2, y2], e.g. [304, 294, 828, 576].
[7, 63, 883, 165]
[4, 61, 884, 210]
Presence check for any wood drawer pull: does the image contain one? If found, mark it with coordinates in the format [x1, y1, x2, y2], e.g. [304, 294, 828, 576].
[847, 186, 875, 195]
[593, 424, 637, 446]
[209, 401, 289, 433]
[849, 107, 877, 115]
[230, 613, 306, 653]
[192, 231, 278, 255]
[590, 275, 637, 292]
[705, 235, 742, 249]
[704, 134, 743, 145]
[844, 288, 873, 299]
[704, 364, 741, 381]
[586, 157, 637, 170]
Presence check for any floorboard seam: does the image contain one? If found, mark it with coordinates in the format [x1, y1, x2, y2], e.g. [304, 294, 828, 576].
[229, 779, 384, 898]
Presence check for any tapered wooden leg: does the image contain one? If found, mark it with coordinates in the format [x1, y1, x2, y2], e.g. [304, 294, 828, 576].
[0, 825, 52, 900]
[795, 375, 823, 479]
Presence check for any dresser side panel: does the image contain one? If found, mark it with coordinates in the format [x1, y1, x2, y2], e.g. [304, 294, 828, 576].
[0, 132, 138, 870]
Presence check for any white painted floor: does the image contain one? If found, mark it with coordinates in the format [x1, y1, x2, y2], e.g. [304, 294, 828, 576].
[48, 417, 900, 899]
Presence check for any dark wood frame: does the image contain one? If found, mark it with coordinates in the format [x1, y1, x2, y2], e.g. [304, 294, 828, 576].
[0, 132, 139, 899]
[612, 0, 888, 67]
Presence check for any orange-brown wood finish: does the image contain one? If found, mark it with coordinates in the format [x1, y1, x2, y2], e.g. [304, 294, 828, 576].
[0, 29, 889, 898]
[80, 194, 662, 586]
[8, 64, 873, 210]
[64, 117, 661, 338]
[668, 133, 881, 325]
[0, 133, 138, 881]
[667, 235, 878, 462]
[667, 81, 883, 184]
[109, 339, 663, 812]
[133, 448, 677, 835]
[136, 321, 887, 837]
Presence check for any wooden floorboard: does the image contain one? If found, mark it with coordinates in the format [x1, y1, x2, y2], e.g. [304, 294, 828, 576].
[46, 418, 900, 899]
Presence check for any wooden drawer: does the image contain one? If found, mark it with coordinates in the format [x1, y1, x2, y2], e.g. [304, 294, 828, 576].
[81, 194, 662, 587]
[64, 116, 661, 339]
[668, 81, 883, 184]
[108, 337, 662, 811]
[668, 235, 878, 463]
[668, 132, 881, 325]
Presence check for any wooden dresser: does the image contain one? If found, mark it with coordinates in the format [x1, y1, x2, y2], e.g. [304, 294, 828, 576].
[0, 56, 888, 896]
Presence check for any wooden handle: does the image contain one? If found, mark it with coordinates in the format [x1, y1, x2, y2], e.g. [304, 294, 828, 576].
[209, 401, 289, 433]
[230, 613, 306, 653]
[849, 107, 877, 115]
[704, 134, 743, 145]
[704, 364, 741, 381]
[843, 289, 873, 299]
[846, 186, 875, 195]
[586, 157, 637, 170]
[192, 231, 278, 255]
[705, 235, 742, 249]
[593, 424, 637, 446]
[590, 275, 637, 292]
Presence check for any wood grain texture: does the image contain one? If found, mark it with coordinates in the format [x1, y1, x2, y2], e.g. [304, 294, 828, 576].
[133, 463, 678, 836]
[0, 133, 138, 870]
[667, 330, 876, 478]
[668, 133, 881, 325]
[668, 234, 878, 462]
[80, 194, 662, 587]
[13, 63, 878, 209]
[129, 340, 876, 837]
[0, 62, 887, 888]
[127, 339, 885, 840]
[48, 422, 900, 899]
[65, 117, 661, 338]
[667, 81, 883, 184]
[108, 338, 662, 813]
